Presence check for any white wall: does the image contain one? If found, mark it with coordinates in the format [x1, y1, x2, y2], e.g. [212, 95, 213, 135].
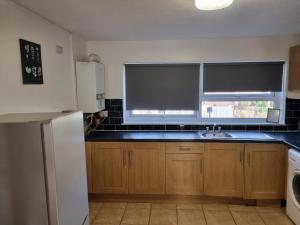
[88, 35, 300, 98]
[71, 34, 87, 62]
[70, 33, 87, 108]
[0, 0, 77, 114]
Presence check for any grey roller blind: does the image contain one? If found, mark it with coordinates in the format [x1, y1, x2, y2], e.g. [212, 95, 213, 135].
[203, 62, 284, 92]
[125, 64, 200, 110]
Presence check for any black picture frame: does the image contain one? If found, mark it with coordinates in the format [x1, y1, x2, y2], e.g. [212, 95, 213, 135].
[19, 39, 43, 84]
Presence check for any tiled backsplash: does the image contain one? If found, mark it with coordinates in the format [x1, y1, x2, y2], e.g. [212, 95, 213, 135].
[92, 98, 300, 131]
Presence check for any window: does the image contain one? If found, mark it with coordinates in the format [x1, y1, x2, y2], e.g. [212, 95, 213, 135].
[124, 64, 200, 124]
[201, 62, 285, 124]
[123, 62, 285, 125]
[202, 100, 275, 119]
[201, 97, 278, 123]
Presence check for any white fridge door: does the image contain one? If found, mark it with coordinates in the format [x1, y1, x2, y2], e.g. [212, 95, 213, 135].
[43, 112, 89, 225]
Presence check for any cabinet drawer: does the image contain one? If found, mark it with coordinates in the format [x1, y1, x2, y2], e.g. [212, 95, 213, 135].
[166, 143, 204, 154]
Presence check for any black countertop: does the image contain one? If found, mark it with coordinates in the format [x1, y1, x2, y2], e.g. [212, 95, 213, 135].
[85, 130, 280, 142]
[85, 130, 300, 150]
[266, 132, 300, 150]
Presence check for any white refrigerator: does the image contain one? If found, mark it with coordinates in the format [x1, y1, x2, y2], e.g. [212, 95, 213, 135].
[0, 111, 89, 225]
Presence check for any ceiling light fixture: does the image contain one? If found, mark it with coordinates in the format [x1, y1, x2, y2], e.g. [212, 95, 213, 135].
[195, 0, 234, 10]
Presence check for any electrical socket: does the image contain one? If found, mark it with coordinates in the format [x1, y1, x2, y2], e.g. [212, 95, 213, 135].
[99, 110, 108, 118]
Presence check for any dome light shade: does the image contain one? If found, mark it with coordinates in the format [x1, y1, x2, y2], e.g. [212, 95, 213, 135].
[195, 0, 234, 10]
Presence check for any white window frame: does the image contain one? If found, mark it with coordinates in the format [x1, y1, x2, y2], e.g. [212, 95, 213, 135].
[123, 62, 286, 125]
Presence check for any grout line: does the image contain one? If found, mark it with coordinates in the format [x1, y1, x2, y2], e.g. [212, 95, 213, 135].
[148, 202, 152, 225]
[228, 207, 238, 225]
[202, 208, 208, 225]
[91, 202, 103, 224]
[256, 211, 268, 225]
[176, 204, 179, 225]
[119, 203, 128, 225]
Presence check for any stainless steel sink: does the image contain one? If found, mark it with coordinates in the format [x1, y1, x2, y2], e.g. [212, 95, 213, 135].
[201, 132, 232, 138]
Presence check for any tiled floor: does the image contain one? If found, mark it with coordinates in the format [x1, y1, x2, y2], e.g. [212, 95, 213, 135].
[89, 202, 295, 225]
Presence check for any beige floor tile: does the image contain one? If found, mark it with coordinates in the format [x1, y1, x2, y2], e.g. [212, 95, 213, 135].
[203, 204, 229, 211]
[89, 201, 294, 225]
[229, 205, 256, 212]
[178, 209, 206, 225]
[177, 203, 202, 210]
[151, 203, 177, 209]
[89, 202, 103, 210]
[231, 211, 265, 225]
[127, 203, 151, 209]
[259, 212, 294, 225]
[102, 202, 127, 209]
[121, 208, 150, 225]
[89, 209, 99, 224]
[150, 209, 177, 225]
[255, 207, 284, 213]
[89, 203, 103, 223]
[204, 210, 235, 225]
[93, 224, 119, 225]
[94, 208, 125, 224]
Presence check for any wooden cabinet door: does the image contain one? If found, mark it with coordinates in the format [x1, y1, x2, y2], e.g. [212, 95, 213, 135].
[166, 154, 204, 195]
[85, 142, 93, 193]
[128, 142, 165, 194]
[288, 45, 300, 92]
[92, 142, 128, 193]
[244, 144, 285, 199]
[204, 143, 244, 197]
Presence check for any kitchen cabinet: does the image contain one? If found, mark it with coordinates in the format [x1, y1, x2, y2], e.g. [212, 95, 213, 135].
[166, 142, 204, 195]
[86, 141, 286, 200]
[204, 143, 244, 197]
[127, 142, 165, 194]
[85, 142, 93, 193]
[166, 154, 204, 195]
[288, 44, 300, 99]
[92, 142, 128, 193]
[244, 144, 285, 199]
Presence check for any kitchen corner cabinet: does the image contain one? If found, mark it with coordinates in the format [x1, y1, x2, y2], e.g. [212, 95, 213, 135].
[85, 142, 93, 193]
[127, 143, 166, 194]
[288, 44, 300, 98]
[204, 143, 244, 197]
[244, 144, 285, 199]
[92, 142, 128, 194]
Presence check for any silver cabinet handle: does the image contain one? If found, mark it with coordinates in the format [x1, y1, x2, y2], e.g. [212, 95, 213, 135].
[122, 150, 126, 168]
[200, 159, 203, 174]
[179, 147, 190, 151]
[247, 152, 250, 167]
[240, 151, 243, 165]
[128, 151, 132, 168]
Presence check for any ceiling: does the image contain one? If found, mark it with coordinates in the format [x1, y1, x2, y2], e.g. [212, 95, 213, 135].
[12, 0, 300, 41]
